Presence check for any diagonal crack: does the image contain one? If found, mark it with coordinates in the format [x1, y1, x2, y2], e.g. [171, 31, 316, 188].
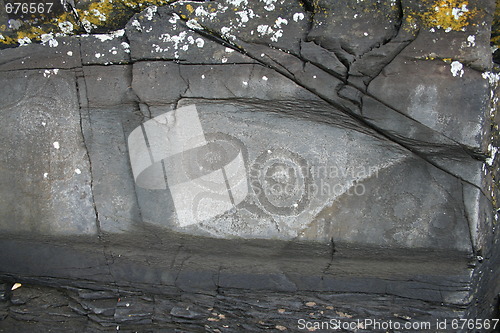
[171, 12, 487, 194]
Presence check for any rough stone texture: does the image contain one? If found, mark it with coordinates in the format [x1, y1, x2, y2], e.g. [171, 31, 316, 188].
[0, 69, 96, 235]
[80, 31, 132, 65]
[0, 37, 81, 71]
[0, 0, 499, 331]
[0, 281, 475, 332]
[83, 106, 143, 233]
[368, 57, 489, 149]
[126, 6, 256, 64]
[82, 65, 137, 107]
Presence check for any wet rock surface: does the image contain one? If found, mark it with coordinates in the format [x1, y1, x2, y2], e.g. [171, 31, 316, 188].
[0, 281, 477, 332]
[1, 0, 500, 331]
[0, 233, 482, 332]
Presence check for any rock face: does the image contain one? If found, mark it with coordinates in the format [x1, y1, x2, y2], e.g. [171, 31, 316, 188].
[0, 0, 499, 331]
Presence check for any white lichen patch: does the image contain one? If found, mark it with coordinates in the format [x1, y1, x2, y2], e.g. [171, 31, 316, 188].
[293, 13, 304, 22]
[450, 61, 464, 77]
[220, 26, 236, 40]
[186, 19, 204, 30]
[93, 34, 112, 42]
[160, 31, 187, 50]
[262, 75, 268, 81]
[144, 6, 157, 20]
[275, 17, 288, 29]
[43, 69, 59, 78]
[227, 0, 248, 6]
[257, 24, 271, 35]
[8, 19, 22, 30]
[466, 35, 475, 47]
[270, 29, 283, 42]
[195, 38, 204, 47]
[58, 21, 74, 34]
[67, 51, 73, 56]
[451, 4, 469, 21]
[95, 53, 102, 58]
[261, 0, 277, 11]
[482, 71, 500, 85]
[43, 172, 49, 179]
[81, 19, 96, 33]
[53, 141, 60, 149]
[75, 168, 82, 174]
[93, 29, 124, 42]
[486, 144, 498, 166]
[18, 37, 32, 46]
[90, 8, 107, 21]
[236, 10, 249, 23]
[40, 33, 58, 47]
[131, 19, 142, 31]
[121, 42, 130, 53]
[151, 43, 163, 53]
[169, 13, 181, 24]
[195, 6, 209, 17]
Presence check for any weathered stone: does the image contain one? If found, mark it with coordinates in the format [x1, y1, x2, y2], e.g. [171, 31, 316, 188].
[132, 61, 321, 105]
[83, 106, 143, 233]
[0, 37, 81, 71]
[132, 62, 186, 104]
[170, 304, 207, 320]
[114, 296, 154, 324]
[125, 6, 255, 63]
[0, 0, 499, 329]
[80, 30, 131, 65]
[172, 0, 309, 54]
[368, 56, 490, 150]
[399, 0, 495, 71]
[82, 65, 137, 107]
[306, 0, 403, 59]
[0, 69, 96, 235]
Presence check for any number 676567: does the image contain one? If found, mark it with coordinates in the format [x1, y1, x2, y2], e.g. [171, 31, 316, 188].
[5, 2, 53, 15]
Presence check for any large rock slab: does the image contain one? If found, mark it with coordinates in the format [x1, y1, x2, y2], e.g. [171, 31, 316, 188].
[368, 55, 490, 150]
[0, 37, 81, 71]
[0, 69, 96, 235]
[0, 0, 498, 327]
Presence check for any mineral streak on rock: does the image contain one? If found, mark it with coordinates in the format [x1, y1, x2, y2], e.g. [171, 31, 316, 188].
[0, 0, 499, 331]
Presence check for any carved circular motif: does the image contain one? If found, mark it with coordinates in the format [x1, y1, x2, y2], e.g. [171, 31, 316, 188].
[250, 148, 312, 216]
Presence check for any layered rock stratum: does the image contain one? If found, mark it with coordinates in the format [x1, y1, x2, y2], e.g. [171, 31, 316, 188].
[0, 0, 499, 331]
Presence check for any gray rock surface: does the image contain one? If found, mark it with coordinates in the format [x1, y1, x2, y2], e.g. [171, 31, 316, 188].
[80, 30, 131, 65]
[0, 69, 96, 235]
[0, 37, 81, 71]
[0, 0, 499, 330]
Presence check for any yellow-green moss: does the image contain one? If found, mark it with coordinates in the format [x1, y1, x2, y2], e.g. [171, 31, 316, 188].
[0, 0, 489, 48]
[491, 0, 500, 49]
[0, 0, 176, 47]
[421, 0, 477, 31]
